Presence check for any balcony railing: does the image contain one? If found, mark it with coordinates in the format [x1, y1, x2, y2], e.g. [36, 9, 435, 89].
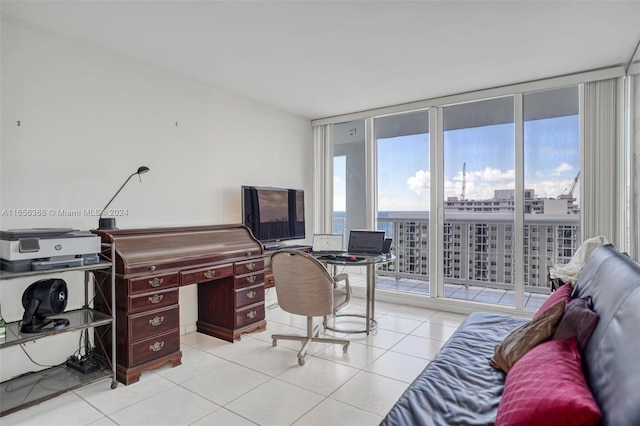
[333, 213, 580, 295]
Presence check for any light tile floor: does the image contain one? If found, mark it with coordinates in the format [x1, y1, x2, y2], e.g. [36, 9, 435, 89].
[2, 290, 472, 426]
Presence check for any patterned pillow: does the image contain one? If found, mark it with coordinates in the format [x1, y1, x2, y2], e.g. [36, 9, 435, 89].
[533, 282, 573, 319]
[553, 296, 599, 350]
[496, 338, 601, 426]
[490, 300, 565, 373]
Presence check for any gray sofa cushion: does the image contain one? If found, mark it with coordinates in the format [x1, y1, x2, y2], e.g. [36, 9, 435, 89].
[381, 312, 527, 426]
[572, 245, 640, 426]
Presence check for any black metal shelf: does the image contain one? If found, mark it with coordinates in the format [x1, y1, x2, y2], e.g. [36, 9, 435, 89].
[0, 260, 112, 280]
[0, 363, 114, 417]
[0, 308, 113, 349]
[0, 244, 117, 417]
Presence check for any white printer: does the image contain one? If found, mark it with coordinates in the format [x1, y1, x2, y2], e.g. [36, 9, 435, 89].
[0, 228, 101, 272]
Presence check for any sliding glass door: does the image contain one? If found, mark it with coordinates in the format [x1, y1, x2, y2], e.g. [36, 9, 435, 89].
[332, 120, 366, 249]
[523, 86, 580, 311]
[443, 97, 515, 306]
[374, 110, 430, 293]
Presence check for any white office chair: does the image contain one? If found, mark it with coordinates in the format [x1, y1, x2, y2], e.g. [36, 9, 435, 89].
[270, 250, 350, 365]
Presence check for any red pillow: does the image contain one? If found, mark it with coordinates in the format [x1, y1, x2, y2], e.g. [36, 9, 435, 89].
[496, 338, 601, 426]
[533, 282, 573, 319]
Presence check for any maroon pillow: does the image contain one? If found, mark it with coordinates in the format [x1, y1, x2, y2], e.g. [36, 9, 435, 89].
[496, 338, 601, 426]
[533, 282, 573, 319]
[553, 296, 599, 350]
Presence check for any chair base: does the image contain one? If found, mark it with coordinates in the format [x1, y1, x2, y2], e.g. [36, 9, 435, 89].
[272, 317, 349, 365]
[324, 313, 378, 334]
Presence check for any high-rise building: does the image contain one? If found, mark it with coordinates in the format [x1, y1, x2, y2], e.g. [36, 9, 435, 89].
[377, 190, 580, 291]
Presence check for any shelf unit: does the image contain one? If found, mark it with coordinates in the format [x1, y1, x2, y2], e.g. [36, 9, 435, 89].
[0, 244, 117, 417]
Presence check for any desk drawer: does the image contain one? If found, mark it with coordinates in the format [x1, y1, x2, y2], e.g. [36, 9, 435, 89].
[235, 283, 264, 308]
[129, 273, 179, 295]
[234, 271, 264, 289]
[129, 305, 180, 341]
[264, 273, 275, 288]
[235, 302, 265, 328]
[180, 263, 233, 286]
[128, 288, 179, 313]
[234, 259, 264, 276]
[129, 330, 180, 366]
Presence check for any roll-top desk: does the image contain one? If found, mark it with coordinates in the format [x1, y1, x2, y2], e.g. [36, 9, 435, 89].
[93, 224, 266, 385]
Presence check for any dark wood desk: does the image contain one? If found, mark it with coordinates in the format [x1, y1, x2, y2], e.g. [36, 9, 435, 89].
[93, 224, 266, 385]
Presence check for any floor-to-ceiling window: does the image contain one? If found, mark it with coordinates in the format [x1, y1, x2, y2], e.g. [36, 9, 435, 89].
[315, 78, 594, 312]
[523, 86, 580, 311]
[443, 97, 516, 306]
[332, 120, 366, 249]
[374, 110, 430, 293]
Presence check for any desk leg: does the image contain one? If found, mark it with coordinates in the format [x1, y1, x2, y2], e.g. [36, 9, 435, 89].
[366, 264, 376, 335]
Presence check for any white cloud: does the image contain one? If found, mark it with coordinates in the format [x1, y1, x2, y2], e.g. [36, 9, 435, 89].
[406, 166, 579, 207]
[443, 167, 515, 200]
[471, 167, 515, 182]
[407, 170, 430, 194]
[552, 162, 574, 176]
[379, 192, 429, 211]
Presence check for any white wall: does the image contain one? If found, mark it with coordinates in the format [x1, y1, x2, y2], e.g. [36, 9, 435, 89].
[0, 19, 312, 381]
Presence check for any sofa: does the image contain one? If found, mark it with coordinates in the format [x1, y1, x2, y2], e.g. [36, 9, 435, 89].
[381, 244, 640, 426]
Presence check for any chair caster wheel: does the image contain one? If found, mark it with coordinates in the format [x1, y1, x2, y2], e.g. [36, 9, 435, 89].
[272, 339, 277, 347]
[343, 344, 349, 353]
[298, 357, 305, 366]
[111, 380, 118, 389]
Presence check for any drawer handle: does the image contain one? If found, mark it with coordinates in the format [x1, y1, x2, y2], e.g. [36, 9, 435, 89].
[149, 294, 164, 304]
[246, 290, 256, 299]
[148, 316, 164, 326]
[149, 277, 164, 287]
[247, 275, 256, 283]
[203, 270, 216, 279]
[246, 262, 256, 271]
[246, 310, 257, 319]
[149, 341, 165, 352]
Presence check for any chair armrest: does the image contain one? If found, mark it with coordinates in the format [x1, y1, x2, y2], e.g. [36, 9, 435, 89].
[333, 273, 349, 283]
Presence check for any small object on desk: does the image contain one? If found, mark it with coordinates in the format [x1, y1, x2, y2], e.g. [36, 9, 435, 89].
[346, 255, 357, 261]
[326, 254, 337, 260]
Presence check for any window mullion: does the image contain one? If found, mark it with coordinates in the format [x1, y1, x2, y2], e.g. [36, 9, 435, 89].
[514, 94, 525, 310]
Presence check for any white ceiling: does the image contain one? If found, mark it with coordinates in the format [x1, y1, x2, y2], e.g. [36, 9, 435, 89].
[2, 1, 639, 120]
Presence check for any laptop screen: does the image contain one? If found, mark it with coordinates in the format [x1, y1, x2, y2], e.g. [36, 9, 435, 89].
[347, 230, 386, 255]
[312, 234, 343, 252]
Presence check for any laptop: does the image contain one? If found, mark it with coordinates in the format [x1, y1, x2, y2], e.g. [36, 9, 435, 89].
[312, 234, 344, 254]
[347, 230, 386, 256]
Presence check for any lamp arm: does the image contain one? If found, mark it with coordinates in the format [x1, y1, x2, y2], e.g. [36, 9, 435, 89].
[99, 171, 137, 218]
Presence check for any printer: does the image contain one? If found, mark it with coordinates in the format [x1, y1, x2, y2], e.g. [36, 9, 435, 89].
[0, 228, 101, 272]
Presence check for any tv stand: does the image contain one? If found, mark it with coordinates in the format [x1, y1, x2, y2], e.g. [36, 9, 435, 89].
[263, 242, 283, 251]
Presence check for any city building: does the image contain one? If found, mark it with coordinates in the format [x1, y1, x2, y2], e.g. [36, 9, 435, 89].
[376, 189, 580, 292]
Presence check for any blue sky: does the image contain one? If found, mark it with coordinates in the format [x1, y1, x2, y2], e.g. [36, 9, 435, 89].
[335, 115, 579, 212]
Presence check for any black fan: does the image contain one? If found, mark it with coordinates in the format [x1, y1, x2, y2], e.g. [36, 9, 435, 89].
[21, 278, 69, 333]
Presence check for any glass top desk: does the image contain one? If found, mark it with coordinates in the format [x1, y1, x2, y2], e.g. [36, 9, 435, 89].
[314, 254, 395, 335]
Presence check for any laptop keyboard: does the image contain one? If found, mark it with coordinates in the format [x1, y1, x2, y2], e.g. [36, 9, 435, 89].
[316, 255, 364, 261]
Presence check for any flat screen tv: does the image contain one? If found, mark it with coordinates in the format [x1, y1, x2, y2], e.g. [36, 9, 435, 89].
[242, 186, 305, 248]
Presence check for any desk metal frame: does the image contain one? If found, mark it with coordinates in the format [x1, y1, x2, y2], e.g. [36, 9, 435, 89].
[316, 254, 395, 335]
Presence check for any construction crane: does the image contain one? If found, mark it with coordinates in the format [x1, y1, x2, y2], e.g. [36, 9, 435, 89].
[460, 162, 466, 201]
[568, 171, 579, 195]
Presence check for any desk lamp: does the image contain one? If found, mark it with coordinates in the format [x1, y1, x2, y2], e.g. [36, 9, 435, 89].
[98, 166, 150, 230]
